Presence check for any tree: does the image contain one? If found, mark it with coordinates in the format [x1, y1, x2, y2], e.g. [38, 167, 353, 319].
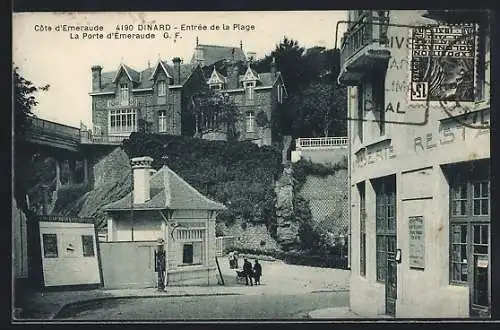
[189, 89, 241, 141]
[287, 83, 347, 138]
[13, 66, 50, 210]
[254, 36, 307, 94]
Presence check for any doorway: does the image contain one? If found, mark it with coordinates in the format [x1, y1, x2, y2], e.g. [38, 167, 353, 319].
[374, 175, 397, 316]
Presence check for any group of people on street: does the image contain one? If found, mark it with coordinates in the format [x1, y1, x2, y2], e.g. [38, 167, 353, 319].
[243, 258, 262, 286]
[228, 251, 263, 286]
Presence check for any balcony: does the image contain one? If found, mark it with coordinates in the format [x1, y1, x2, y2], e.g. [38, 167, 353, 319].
[80, 131, 126, 145]
[296, 137, 348, 150]
[338, 11, 391, 85]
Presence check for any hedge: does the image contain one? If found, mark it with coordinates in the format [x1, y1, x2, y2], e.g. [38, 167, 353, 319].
[122, 133, 283, 226]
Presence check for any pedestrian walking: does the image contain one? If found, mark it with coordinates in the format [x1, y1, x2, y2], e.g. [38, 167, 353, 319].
[253, 259, 262, 285]
[243, 258, 253, 286]
[228, 251, 235, 269]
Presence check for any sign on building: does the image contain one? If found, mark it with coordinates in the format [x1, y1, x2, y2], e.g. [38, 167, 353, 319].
[408, 216, 425, 269]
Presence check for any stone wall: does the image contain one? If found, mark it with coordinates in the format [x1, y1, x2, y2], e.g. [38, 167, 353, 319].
[217, 221, 282, 254]
[297, 170, 349, 236]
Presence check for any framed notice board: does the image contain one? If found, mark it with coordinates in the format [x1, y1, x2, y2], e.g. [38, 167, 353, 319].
[408, 216, 425, 269]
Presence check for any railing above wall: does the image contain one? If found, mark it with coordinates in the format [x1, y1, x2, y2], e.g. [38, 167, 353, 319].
[80, 131, 126, 145]
[28, 117, 81, 141]
[296, 137, 348, 149]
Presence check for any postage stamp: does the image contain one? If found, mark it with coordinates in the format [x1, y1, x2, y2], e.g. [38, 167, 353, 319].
[409, 23, 477, 102]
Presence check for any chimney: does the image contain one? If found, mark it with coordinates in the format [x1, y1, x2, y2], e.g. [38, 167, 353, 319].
[270, 56, 277, 77]
[172, 57, 181, 84]
[131, 156, 154, 204]
[91, 65, 102, 91]
[226, 60, 240, 89]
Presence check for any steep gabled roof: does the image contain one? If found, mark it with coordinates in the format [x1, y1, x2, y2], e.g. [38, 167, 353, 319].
[112, 63, 141, 83]
[207, 67, 227, 85]
[241, 65, 260, 82]
[96, 62, 198, 92]
[191, 44, 247, 67]
[103, 165, 226, 211]
[149, 60, 174, 80]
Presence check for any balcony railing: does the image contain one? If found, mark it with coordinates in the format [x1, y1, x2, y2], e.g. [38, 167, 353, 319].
[28, 117, 81, 142]
[340, 11, 390, 67]
[80, 131, 126, 145]
[296, 137, 348, 149]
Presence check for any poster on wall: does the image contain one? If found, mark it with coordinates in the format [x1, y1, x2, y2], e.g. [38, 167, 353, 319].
[61, 235, 80, 258]
[409, 216, 425, 269]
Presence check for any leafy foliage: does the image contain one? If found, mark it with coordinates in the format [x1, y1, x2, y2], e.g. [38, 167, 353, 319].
[290, 158, 348, 253]
[253, 36, 306, 94]
[286, 83, 348, 138]
[13, 66, 50, 210]
[291, 157, 348, 193]
[188, 89, 242, 141]
[122, 133, 283, 227]
[254, 39, 346, 138]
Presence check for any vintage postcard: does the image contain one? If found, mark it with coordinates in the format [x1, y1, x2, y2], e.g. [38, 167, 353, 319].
[12, 9, 491, 322]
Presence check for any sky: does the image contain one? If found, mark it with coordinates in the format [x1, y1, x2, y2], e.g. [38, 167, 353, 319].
[13, 11, 347, 128]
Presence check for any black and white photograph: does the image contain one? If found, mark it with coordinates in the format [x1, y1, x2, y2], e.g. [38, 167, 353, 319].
[12, 9, 491, 322]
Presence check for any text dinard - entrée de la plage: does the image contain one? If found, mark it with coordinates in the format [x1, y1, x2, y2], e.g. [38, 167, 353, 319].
[33, 23, 256, 40]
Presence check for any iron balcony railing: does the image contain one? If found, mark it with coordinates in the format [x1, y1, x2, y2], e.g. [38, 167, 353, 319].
[28, 117, 81, 142]
[79, 131, 127, 145]
[340, 11, 390, 67]
[296, 137, 348, 149]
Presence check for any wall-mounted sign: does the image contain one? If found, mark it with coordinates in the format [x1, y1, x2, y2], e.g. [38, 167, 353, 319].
[354, 140, 396, 169]
[477, 257, 488, 268]
[408, 216, 425, 269]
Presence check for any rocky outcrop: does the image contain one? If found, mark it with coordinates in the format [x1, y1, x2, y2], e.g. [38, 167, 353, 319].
[218, 220, 282, 254]
[77, 147, 132, 229]
[274, 164, 300, 249]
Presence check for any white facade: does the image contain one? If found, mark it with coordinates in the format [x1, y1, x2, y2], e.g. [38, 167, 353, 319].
[39, 221, 101, 287]
[340, 10, 491, 318]
[106, 209, 218, 286]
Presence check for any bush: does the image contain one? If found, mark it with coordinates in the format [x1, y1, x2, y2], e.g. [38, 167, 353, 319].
[51, 183, 91, 215]
[282, 250, 348, 269]
[122, 133, 283, 228]
[291, 157, 347, 193]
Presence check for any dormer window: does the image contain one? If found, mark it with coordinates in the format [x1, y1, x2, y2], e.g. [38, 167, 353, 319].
[119, 83, 129, 106]
[244, 82, 255, 100]
[158, 81, 166, 97]
[207, 67, 226, 91]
